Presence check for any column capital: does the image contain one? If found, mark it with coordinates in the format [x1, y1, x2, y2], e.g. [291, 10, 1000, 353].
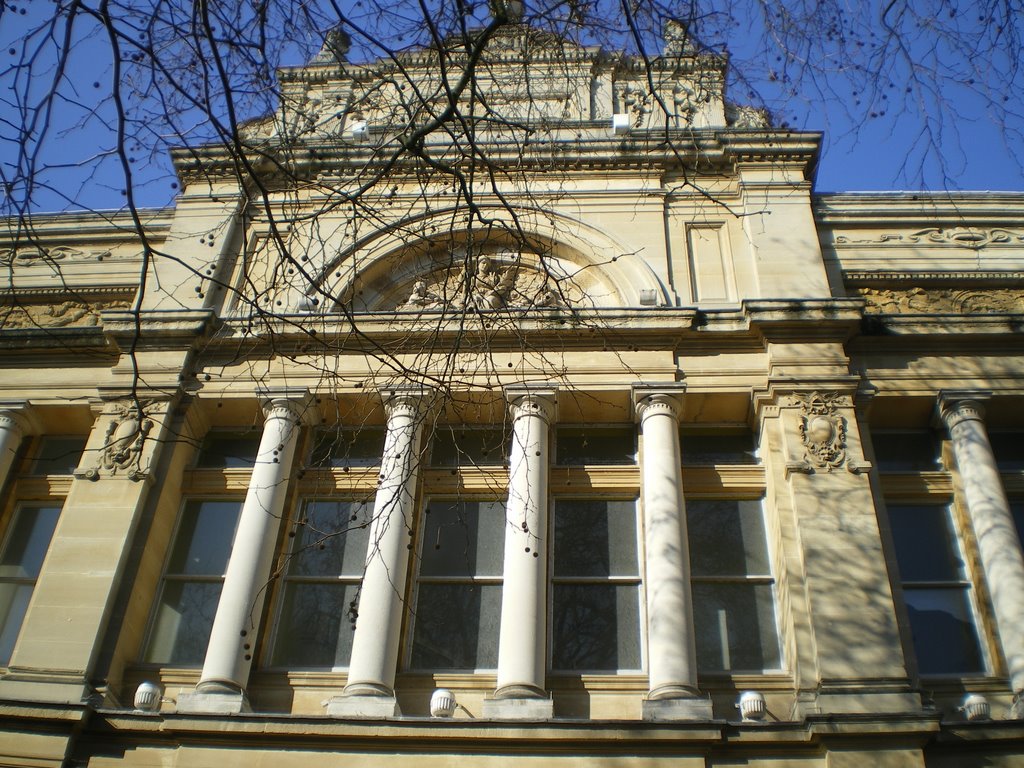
[506, 388, 556, 425]
[381, 386, 431, 421]
[938, 392, 991, 431]
[634, 393, 683, 424]
[258, 388, 316, 424]
[0, 401, 39, 436]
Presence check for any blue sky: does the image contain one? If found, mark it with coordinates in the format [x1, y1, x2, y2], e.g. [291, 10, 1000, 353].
[1, 1, 1021, 213]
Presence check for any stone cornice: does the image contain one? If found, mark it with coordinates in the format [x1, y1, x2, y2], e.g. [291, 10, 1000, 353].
[844, 270, 1024, 285]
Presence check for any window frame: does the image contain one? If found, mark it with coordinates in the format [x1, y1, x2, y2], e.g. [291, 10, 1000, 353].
[141, 496, 244, 667]
[685, 494, 783, 675]
[265, 495, 375, 671]
[406, 495, 507, 674]
[548, 494, 644, 675]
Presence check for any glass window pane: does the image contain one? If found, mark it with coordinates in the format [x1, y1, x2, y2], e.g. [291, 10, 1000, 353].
[273, 582, 361, 668]
[556, 427, 636, 466]
[309, 428, 386, 468]
[195, 432, 261, 469]
[167, 501, 242, 576]
[680, 431, 758, 465]
[887, 505, 964, 582]
[420, 500, 506, 578]
[551, 584, 641, 671]
[430, 428, 508, 467]
[693, 582, 781, 672]
[0, 583, 34, 665]
[872, 431, 942, 472]
[554, 500, 637, 577]
[1012, 502, 1024, 547]
[28, 436, 86, 475]
[687, 499, 770, 577]
[904, 587, 985, 675]
[411, 583, 502, 670]
[990, 432, 1024, 472]
[0, 505, 61, 579]
[145, 581, 223, 665]
[288, 500, 372, 578]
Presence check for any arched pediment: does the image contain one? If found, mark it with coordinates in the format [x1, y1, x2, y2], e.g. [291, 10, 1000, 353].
[311, 206, 669, 313]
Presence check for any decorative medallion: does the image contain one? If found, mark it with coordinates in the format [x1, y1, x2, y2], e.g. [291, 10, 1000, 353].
[84, 400, 156, 480]
[789, 392, 847, 474]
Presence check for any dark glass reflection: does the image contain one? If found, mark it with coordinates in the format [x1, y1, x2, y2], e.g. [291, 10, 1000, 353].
[0, 505, 61, 578]
[147, 581, 222, 665]
[195, 432, 261, 469]
[904, 588, 985, 674]
[888, 505, 963, 582]
[27, 436, 87, 475]
[556, 427, 636, 466]
[872, 431, 942, 472]
[553, 499, 636, 577]
[551, 584, 640, 670]
[273, 582, 360, 667]
[430, 428, 508, 467]
[687, 499, 769, 577]
[167, 501, 242, 576]
[693, 583, 780, 672]
[411, 583, 501, 669]
[680, 432, 758, 465]
[308, 428, 386, 468]
[990, 432, 1024, 472]
[288, 500, 372, 578]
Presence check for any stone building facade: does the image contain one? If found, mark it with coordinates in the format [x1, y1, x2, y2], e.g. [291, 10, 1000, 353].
[1, 23, 1023, 768]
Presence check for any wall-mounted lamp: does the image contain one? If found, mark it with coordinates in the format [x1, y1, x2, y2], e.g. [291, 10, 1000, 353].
[133, 681, 163, 712]
[961, 693, 990, 721]
[736, 690, 767, 722]
[430, 688, 457, 718]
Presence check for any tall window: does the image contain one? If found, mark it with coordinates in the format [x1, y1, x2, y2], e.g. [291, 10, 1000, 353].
[687, 497, 781, 672]
[0, 435, 84, 665]
[145, 500, 242, 665]
[410, 498, 505, 670]
[887, 504, 985, 675]
[271, 498, 371, 668]
[551, 498, 641, 672]
[0, 504, 62, 664]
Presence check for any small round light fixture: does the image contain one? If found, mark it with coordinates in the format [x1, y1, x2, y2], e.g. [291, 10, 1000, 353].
[961, 693, 990, 721]
[134, 681, 163, 712]
[737, 690, 767, 722]
[430, 688, 457, 718]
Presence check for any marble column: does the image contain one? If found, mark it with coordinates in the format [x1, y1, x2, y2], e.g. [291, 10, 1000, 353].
[941, 396, 1024, 715]
[485, 390, 556, 720]
[329, 388, 427, 718]
[179, 390, 311, 714]
[635, 390, 711, 721]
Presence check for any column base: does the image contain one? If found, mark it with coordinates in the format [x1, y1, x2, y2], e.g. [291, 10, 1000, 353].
[176, 689, 251, 714]
[642, 695, 714, 721]
[325, 694, 401, 719]
[482, 695, 554, 720]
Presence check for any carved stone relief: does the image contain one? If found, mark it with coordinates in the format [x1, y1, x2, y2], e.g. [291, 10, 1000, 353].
[788, 392, 848, 474]
[398, 254, 572, 312]
[835, 227, 1024, 248]
[1, 298, 131, 329]
[857, 287, 1023, 315]
[0, 245, 113, 265]
[83, 400, 156, 480]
